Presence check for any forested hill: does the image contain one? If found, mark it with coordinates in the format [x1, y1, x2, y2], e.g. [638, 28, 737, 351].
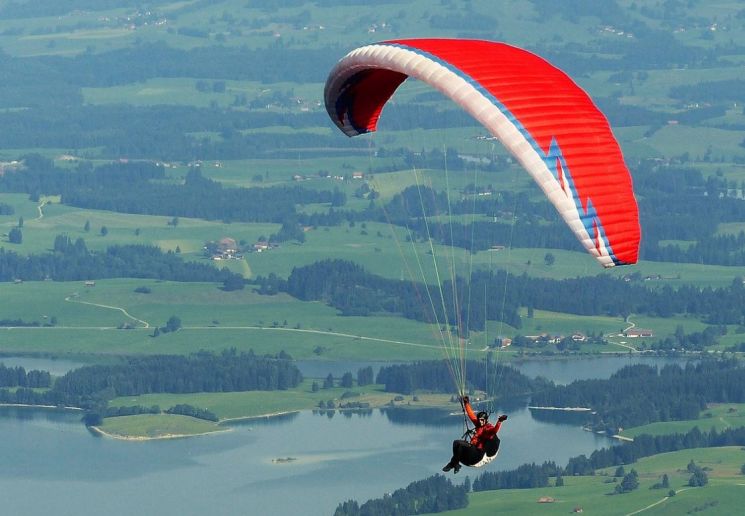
[269, 259, 745, 331]
[7, 155, 745, 269]
[0, 350, 302, 411]
[0, 156, 342, 223]
[530, 360, 745, 431]
[0, 235, 241, 284]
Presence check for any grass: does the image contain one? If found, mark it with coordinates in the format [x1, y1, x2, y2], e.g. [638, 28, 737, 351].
[644, 124, 745, 161]
[82, 77, 325, 110]
[97, 413, 223, 439]
[436, 447, 745, 516]
[620, 403, 745, 439]
[108, 381, 452, 422]
[0, 275, 713, 361]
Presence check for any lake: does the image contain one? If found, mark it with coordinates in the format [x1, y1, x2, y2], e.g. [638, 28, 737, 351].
[0, 355, 693, 516]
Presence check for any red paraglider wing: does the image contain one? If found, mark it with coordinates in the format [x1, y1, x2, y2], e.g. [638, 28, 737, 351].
[324, 39, 640, 267]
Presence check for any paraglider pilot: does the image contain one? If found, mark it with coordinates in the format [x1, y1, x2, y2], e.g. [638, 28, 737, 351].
[442, 396, 507, 474]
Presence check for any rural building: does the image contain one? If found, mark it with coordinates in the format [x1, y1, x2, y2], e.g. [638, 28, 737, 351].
[208, 237, 242, 260]
[495, 337, 512, 348]
[624, 328, 654, 338]
[526, 333, 562, 344]
[218, 237, 237, 254]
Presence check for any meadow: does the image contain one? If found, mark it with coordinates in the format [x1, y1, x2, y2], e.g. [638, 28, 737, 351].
[439, 447, 745, 516]
[104, 381, 453, 437]
[620, 404, 745, 439]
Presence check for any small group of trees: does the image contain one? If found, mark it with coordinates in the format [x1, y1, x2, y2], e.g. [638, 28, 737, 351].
[687, 460, 709, 487]
[613, 469, 639, 494]
[314, 367, 375, 392]
[8, 227, 22, 243]
[152, 316, 182, 337]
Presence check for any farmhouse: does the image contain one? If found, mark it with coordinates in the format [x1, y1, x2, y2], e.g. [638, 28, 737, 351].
[525, 333, 563, 344]
[218, 237, 237, 254]
[207, 237, 243, 260]
[491, 337, 512, 348]
[624, 328, 654, 338]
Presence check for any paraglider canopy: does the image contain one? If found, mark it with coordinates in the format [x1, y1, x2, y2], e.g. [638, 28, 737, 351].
[324, 38, 640, 268]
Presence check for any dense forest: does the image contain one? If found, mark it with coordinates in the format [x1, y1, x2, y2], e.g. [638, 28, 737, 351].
[0, 235, 241, 284]
[55, 349, 302, 397]
[7, 153, 745, 269]
[0, 362, 51, 388]
[375, 360, 549, 398]
[371, 359, 745, 437]
[334, 474, 468, 516]
[0, 349, 301, 415]
[268, 258, 745, 332]
[0, 157, 342, 223]
[531, 360, 745, 432]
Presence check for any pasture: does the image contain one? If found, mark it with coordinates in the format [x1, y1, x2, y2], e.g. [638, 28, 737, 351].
[0, 275, 713, 364]
[107, 380, 441, 421]
[444, 447, 745, 516]
[97, 413, 223, 439]
[620, 404, 745, 439]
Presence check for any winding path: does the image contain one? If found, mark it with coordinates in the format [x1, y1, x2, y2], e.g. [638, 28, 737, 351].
[625, 487, 691, 515]
[64, 295, 150, 328]
[611, 315, 640, 352]
[40, 295, 445, 350]
[183, 325, 443, 350]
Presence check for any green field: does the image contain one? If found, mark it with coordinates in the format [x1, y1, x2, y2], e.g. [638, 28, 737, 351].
[97, 413, 224, 439]
[0, 275, 717, 362]
[620, 404, 745, 439]
[436, 447, 745, 516]
[108, 380, 450, 420]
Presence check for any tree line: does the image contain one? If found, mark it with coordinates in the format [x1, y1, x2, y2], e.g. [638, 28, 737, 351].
[530, 360, 745, 432]
[333, 474, 467, 516]
[378, 163, 745, 267]
[0, 349, 302, 414]
[337, 418, 745, 513]
[0, 363, 51, 388]
[8, 154, 745, 270]
[0, 157, 342, 224]
[267, 258, 745, 332]
[55, 349, 302, 398]
[0, 235, 241, 284]
[471, 424, 745, 492]
[375, 360, 549, 399]
[103, 403, 218, 423]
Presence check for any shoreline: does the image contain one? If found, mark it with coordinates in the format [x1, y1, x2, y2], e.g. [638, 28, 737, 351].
[528, 406, 592, 411]
[94, 410, 304, 441]
[219, 410, 300, 424]
[0, 402, 83, 411]
[90, 424, 233, 441]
